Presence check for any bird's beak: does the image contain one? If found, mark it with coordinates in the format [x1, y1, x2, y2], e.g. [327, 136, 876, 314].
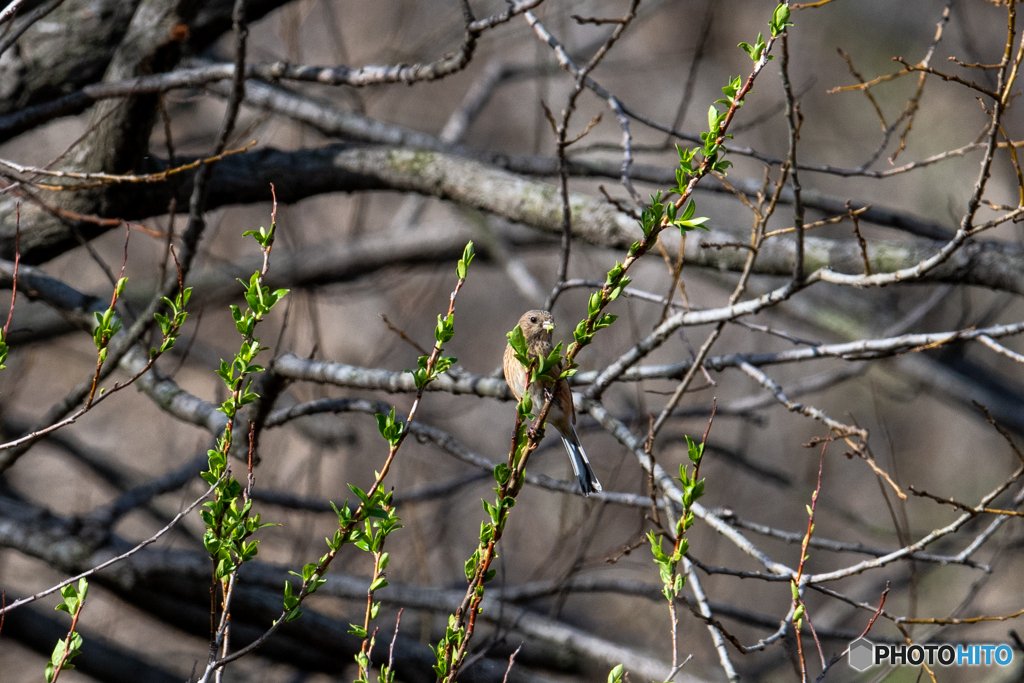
[542, 321, 555, 332]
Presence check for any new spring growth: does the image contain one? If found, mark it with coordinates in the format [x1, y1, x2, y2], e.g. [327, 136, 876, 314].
[283, 557, 328, 623]
[656, 3, 797, 249]
[506, 320, 577, 396]
[791, 581, 803, 629]
[572, 2, 790, 380]
[641, 191, 710, 240]
[649, 435, 706, 601]
[348, 492, 402, 683]
[506, 324, 530, 366]
[738, 34, 770, 62]
[375, 407, 403, 448]
[410, 241, 473, 389]
[792, 490, 818, 630]
[153, 286, 192, 356]
[736, 4, 791, 62]
[202, 221, 287, 596]
[286, 244, 470, 632]
[738, 3, 792, 62]
[45, 578, 88, 683]
[569, 286, 619, 351]
[430, 614, 468, 678]
[280, 492, 403, 623]
[92, 277, 126, 363]
[200, 475, 271, 579]
[769, 2, 793, 37]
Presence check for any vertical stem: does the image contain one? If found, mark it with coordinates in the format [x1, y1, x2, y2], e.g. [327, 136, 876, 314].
[780, 32, 805, 285]
[50, 593, 86, 683]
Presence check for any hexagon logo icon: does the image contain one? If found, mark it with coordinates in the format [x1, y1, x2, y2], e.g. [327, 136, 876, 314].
[849, 638, 875, 671]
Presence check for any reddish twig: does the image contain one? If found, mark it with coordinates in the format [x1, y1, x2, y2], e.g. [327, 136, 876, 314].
[49, 588, 87, 682]
[2, 202, 18, 337]
[502, 644, 523, 683]
[388, 608, 403, 673]
[908, 485, 1024, 517]
[793, 436, 829, 683]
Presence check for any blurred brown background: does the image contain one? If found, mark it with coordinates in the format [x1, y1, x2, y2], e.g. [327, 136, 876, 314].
[2, 1, 1024, 682]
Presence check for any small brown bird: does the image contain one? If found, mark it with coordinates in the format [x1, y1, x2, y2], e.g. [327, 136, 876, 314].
[503, 310, 602, 496]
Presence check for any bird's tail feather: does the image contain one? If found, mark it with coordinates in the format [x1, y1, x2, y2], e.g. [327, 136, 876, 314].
[561, 426, 602, 496]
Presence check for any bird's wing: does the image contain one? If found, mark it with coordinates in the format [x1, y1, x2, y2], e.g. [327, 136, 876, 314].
[553, 376, 577, 425]
[503, 343, 526, 401]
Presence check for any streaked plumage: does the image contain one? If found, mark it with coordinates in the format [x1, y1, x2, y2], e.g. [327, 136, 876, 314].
[503, 310, 602, 496]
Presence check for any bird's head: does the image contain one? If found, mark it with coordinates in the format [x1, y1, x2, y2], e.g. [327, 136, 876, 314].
[517, 309, 555, 342]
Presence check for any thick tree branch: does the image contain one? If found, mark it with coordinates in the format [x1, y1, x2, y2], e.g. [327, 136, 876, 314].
[5, 145, 1024, 302]
[211, 74, 955, 241]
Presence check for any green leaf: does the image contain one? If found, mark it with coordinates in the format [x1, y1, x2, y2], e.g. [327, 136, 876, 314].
[493, 463, 511, 486]
[482, 499, 500, 524]
[457, 240, 475, 278]
[464, 549, 479, 581]
[680, 199, 695, 222]
[374, 408, 403, 447]
[685, 435, 704, 464]
[793, 604, 805, 623]
[348, 484, 372, 507]
[506, 324, 529, 362]
[770, 2, 793, 35]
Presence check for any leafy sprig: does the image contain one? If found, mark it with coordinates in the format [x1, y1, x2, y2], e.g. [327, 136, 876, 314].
[769, 3, 792, 37]
[92, 277, 126, 363]
[739, 33, 770, 62]
[267, 241, 474, 652]
[577, 4, 788, 403]
[153, 287, 191, 356]
[375, 407, 404, 448]
[201, 209, 286, 647]
[649, 436, 706, 600]
[350, 495, 402, 683]
[410, 242, 474, 389]
[45, 578, 88, 683]
[434, 346, 535, 680]
[647, 433, 708, 682]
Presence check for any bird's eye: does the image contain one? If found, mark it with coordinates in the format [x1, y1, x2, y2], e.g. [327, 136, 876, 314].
[530, 316, 537, 323]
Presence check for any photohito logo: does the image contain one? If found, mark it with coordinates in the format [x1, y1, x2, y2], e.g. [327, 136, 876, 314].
[848, 638, 1014, 671]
